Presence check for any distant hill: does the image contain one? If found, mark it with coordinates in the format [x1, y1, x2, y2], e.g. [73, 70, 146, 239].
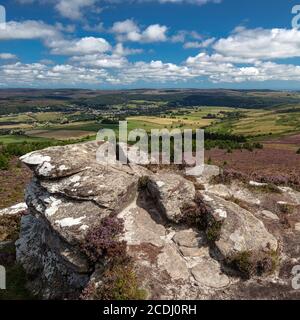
[1, 88, 300, 115]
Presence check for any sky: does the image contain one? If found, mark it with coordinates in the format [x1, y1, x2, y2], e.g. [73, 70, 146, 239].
[0, 0, 300, 89]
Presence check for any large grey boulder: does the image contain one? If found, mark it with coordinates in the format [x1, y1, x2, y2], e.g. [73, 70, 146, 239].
[17, 141, 144, 298]
[16, 215, 89, 299]
[202, 191, 278, 259]
[147, 173, 196, 223]
[25, 178, 107, 244]
[20, 141, 105, 179]
[40, 165, 137, 213]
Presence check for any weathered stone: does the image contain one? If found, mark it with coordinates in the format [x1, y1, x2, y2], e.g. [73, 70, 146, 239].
[118, 202, 166, 247]
[157, 244, 190, 281]
[20, 141, 106, 179]
[173, 229, 201, 247]
[147, 173, 196, 223]
[0, 203, 27, 216]
[260, 210, 279, 221]
[25, 179, 107, 244]
[202, 191, 278, 258]
[191, 257, 230, 289]
[205, 182, 261, 206]
[179, 246, 208, 257]
[16, 142, 291, 300]
[40, 165, 138, 212]
[278, 187, 300, 206]
[196, 165, 220, 184]
[16, 215, 89, 299]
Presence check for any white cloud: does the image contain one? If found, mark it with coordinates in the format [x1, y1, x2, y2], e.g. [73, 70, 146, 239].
[69, 43, 142, 69]
[184, 37, 215, 48]
[71, 54, 127, 69]
[0, 20, 59, 40]
[214, 27, 300, 60]
[48, 37, 111, 55]
[0, 20, 112, 57]
[142, 24, 168, 42]
[0, 53, 17, 60]
[4, 53, 300, 87]
[111, 19, 168, 43]
[111, 19, 139, 34]
[185, 52, 300, 83]
[113, 43, 143, 56]
[0, 62, 109, 86]
[55, 0, 97, 20]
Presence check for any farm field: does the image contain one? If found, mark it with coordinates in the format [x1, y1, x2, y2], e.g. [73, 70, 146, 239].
[0, 135, 51, 144]
[210, 106, 300, 136]
[0, 108, 300, 142]
[127, 107, 241, 131]
[25, 129, 96, 141]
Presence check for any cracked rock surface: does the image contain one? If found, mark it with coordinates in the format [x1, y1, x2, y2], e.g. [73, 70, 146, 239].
[10, 142, 300, 299]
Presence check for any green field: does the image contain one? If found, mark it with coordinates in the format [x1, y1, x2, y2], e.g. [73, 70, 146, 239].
[0, 135, 51, 144]
[1, 102, 300, 142]
[210, 106, 300, 137]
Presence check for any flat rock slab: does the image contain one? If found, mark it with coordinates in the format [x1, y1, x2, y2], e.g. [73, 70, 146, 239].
[204, 182, 261, 206]
[191, 257, 230, 289]
[25, 179, 107, 244]
[202, 191, 278, 258]
[173, 229, 202, 248]
[40, 165, 137, 212]
[157, 244, 190, 281]
[21, 141, 105, 179]
[119, 203, 166, 248]
[147, 173, 196, 223]
[278, 187, 300, 205]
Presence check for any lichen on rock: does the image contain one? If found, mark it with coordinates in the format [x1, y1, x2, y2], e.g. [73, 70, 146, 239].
[10, 142, 300, 300]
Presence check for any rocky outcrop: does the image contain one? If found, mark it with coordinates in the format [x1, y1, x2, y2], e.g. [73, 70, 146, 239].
[147, 173, 196, 223]
[14, 142, 300, 300]
[202, 192, 278, 259]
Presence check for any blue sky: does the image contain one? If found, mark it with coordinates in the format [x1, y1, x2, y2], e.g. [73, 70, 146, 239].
[0, 0, 300, 89]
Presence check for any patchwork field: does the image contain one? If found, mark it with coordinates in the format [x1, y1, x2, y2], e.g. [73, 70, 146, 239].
[0, 135, 50, 144]
[211, 106, 300, 137]
[26, 129, 95, 140]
